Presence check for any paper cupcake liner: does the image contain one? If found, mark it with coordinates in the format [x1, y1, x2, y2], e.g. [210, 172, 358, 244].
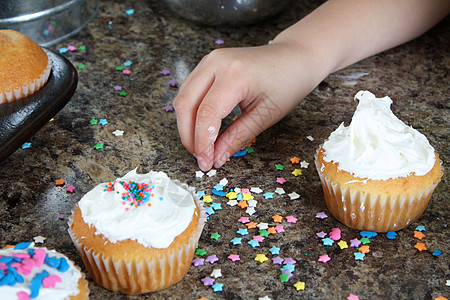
[68, 180, 206, 294]
[0, 53, 52, 104]
[73, 266, 90, 300]
[314, 153, 438, 232]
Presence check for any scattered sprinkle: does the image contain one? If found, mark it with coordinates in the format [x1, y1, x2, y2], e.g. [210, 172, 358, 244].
[212, 282, 223, 292]
[55, 178, 65, 186]
[112, 130, 124, 136]
[168, 80, 178, 87]
[160, 69, 171, 76]
[316, 212, 328, 219]
[291, 169, 302, 176]
[276, 177, 286, 184]
[93, 143, 104, 150]
[66, 185, 76, 193]
[386, 231, 397, 240]
[294, 281, 305, 291]
[228, 254, 240, 262]
[21, 142, 31, 149]
[254, 254, 268, 263]
[414, 242, 427, 252]
[318, 254, 331, 263]
[215, 39, 224, 45]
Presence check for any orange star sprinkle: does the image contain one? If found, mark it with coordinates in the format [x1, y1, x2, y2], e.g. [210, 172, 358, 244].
[358, 245, 370, 254]
[197, 297, 209, 300]
[238, 200, 248, 209]
[272, 214, 283, 223]
[267, 227, 277, 234]
[414, 242, 427, 252]
[414, 231, 426, 240]
[246, 222, 258, 229]
[55, 178, 65, 186]
[435, 296, 447, 300]
[290, 156, 301, 164]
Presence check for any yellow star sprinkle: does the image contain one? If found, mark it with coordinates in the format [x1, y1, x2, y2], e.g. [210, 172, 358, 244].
[202, 195, 213, 203]
[242, 193, 254, 201]
[337, 240, 348, 249]
[294, 281, 305, 291]
[292, 169, 302, 176]
[254, 254, 268, 263]
[226, 192, 238, 199]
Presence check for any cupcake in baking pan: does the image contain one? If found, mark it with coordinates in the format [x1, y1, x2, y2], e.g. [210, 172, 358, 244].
[315, 90, 443, 232]
[0, 242, 89, 299]
[68, 169, 206, 294]
[0, 30, 52, 104]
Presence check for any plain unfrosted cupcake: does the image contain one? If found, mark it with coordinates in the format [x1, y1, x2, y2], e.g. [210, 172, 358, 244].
[0, 242, 89, 299]
[315, 91, 443, 232]
[0, 30, 52, 104]
[68, 169, 206, 294]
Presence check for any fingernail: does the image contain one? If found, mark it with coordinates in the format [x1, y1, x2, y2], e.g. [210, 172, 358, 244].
[197, 156, 209, 171]
[215, 152, 230, 168]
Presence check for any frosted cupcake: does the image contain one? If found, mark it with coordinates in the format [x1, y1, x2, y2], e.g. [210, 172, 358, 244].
[68, 169, 206, 294]
[315, 91, 443, 232]
[0, 242, 89, 299]
[0, 30, 52, 104]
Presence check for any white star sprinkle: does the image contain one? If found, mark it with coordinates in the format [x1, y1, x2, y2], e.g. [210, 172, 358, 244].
[246, 207, 256, 216]
[288, 192, 300, 200]
[275, 187, 285, 195]
[257, 222, 269, 230]
[195, 171, 204, 178]
[306, 135, 314, 141]
[227, 200, 238, 206]
[206, 169, 217, 177]
[247, 199, 258, 207]
[211, 268, 222, 278]
[300, 160, 309, 168]
[250, 187, 263, 194]
[112, 129, 124, 136]
[33, 236, 46, 243]
[219, 178, 228, 186]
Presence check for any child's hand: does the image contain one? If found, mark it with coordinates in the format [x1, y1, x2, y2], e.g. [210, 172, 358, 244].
[173, 44, 322, 171]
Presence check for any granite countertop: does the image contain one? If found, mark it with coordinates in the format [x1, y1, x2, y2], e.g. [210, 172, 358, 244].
[0, 1, 448, 299]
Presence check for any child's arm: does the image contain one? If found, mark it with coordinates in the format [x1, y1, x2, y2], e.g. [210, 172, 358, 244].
[173, 0, 449, 171]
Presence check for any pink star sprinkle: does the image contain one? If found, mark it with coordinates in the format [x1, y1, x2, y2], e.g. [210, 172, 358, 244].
[66, 185, 76, 193]
[318, 254, 331, 263]
[238, 216, 250, 224]
[275, 225, 285, 233]
[316, 212, 328, 219]
[192, 258, 205, 266]
[228, 254, 240, 262]
[241, 188, 250, 193]
[67, 45, 76, 51]
[286, 216, 297, 223]
[276, 177, 286, 184]
[122, 69, 131, 75]
[253, 236, 265, 242]
[347, 294, 359, 300]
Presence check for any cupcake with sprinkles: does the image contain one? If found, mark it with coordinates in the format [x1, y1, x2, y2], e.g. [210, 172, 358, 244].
[68, 169, 206, 294]
[0, 242, 89, 299]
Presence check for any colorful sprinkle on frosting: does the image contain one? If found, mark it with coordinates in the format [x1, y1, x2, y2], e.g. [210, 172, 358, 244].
[104, 180, 161, 211]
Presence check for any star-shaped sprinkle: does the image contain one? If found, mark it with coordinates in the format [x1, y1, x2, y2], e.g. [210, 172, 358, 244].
[195, 248, 207, 256]
[250, 187, 263, 193]
[228, 254, 240, 262]
[269, 246, 280, 255]
[168, 80, 178, 87]
[322, 238, 334, 246]
[258, 296, 271, 300]
[300, 161, 310, 168]
[259, 230, 269, 237]
[164, 105, 174, 112]
[192, 258, 204, 266]
[318, 255, 331, 263]
[215, 39, 224, 45]
[434, 297, 447, 300]
[306, 135, 314, 141]
[276, 177, 286, 184]
[275, 225, 285, 233]
[238, 201, 248, 209]
[89, 118, 98, 125]
[267, 227, 277, 234]
[227, 199, 238, 206]
[58, 214, 65, 220]
[203, 196, 213, 203]
[283, 258, 296, 265]
[290, 156, 300, 164]
[414, 231, 426, 240]
[67, 45, 77, 51]
[211, 269, 222, 278]
[415, 225, 426, 231]
[119, 91, 128, 96]
[205, 255, 218, 264]
[285, 216, 297, 223]
[359, 245, 370, 254]
[292, 169, 302, 176]
[280, 272, 290, 282]
[246, 207, 256, 215]
[33, 236, 46, 243]
[77, 64, 85, 70]
[59, 47, 68, 54]
[66, 185, 76, 193]
[160, 69, 171, 75]
[360, 237, 370, 245]
[21, 142, 32, 149]
[211, 202, 222, 210]
[116, 66, 125, 71]
[248, 240, 260, 248]
[99, 119, 108, 126]
[212, 282, 223, 292]
[257, 222, 269, 230]
[111, 129, 124, 137]
[253, 235, 265, 242]
[248, 199, 258, 207]
[210, 232, 221, 241]
[316, 231, 327, 238]
[237, 228, 248, 235]
[272, 256, 284, 265]
[414, 242, 427, 251]
[201, 276, 215, 286]
[93, 143, 104, 150]
[206, 207, 215, 215]
[347, 294, 359, 300]
[316, 212, 328, 219]
[350, 238, 361, 247]
[78, 45, 86, 51]
[207, 169, 217, 177]
[294, 281, 305, 291]
[275, 164, 285, 170]
[238, 216, 250, 223]
[386, 231, 397, 239]
[275, 187, 285, 195]
[263, 192, 274, 199]
[219, 178, 228, 186]
[255, 254, 268, 263]
[195, 171, 204, 178]
[55, 178, 65, 186]
[123, 60, 132, 67]
[338, 240, 348, 249]
[125, 9, 134, 15]
[288, 192, 300, 200]
[230, 237, 242, 245]
[272, 215, 283, 223]
[354, 252, 365, 261]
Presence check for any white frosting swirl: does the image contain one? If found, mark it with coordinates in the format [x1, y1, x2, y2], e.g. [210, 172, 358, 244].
[322, 90, 436, 180]
[0, 244, 82, 299]
[78, 169, 196, 249]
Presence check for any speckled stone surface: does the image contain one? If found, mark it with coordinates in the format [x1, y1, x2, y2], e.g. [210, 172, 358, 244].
[0, 1, 448, 299]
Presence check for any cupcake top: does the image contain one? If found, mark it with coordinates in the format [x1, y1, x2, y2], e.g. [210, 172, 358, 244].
[322, 90, 436, 180]
[0, 30, 49, 94]
[0, 242, 83, 299]
[78, 169, 197, 249]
